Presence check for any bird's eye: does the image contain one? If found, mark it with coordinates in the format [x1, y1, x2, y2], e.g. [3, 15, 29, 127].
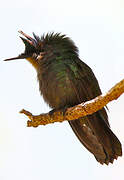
[32, 53, 38, 59]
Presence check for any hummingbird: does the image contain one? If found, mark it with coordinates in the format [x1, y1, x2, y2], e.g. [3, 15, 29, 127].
[4, 31, 122, 165]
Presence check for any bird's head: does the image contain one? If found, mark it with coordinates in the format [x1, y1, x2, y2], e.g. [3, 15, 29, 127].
[4, 31, 78, 70]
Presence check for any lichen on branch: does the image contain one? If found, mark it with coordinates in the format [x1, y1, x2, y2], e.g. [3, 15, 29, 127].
[20, 79, 124, 127]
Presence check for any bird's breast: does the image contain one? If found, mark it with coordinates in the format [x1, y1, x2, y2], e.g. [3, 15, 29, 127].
[37, 61, 79, 109]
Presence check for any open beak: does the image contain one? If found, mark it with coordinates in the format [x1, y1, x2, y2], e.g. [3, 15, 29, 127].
[4, 54, 30, 61]
[4, 30, 36, 62]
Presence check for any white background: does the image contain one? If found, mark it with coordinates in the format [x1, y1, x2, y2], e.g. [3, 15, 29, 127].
[0, 0, 124, 179]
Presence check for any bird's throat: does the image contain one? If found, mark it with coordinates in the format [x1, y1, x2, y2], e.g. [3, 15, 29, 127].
[26, 57, 38, 70]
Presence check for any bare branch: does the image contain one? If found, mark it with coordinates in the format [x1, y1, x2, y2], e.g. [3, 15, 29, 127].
[20, 79, 124, 127]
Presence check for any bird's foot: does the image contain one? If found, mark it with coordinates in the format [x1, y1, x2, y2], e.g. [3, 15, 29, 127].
[49, 106, 70, 116]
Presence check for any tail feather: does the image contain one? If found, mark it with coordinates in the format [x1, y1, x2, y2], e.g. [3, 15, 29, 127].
[69, 110, 122, 165]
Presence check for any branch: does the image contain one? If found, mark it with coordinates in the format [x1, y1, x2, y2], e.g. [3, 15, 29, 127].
[20, 79, 124, 127]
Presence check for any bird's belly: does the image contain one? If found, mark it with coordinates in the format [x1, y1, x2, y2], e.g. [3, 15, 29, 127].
[40, 74, 79, 109]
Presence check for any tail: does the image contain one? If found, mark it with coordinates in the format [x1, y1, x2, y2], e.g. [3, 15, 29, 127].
[69, 109, 122, 165]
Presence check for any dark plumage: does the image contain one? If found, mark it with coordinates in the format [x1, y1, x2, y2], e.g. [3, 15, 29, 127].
[4, 31, 122, 165]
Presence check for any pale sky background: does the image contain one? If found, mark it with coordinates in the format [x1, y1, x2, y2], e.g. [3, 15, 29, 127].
[0, 0, 124, 179]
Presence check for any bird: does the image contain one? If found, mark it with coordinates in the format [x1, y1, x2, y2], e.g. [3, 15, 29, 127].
[4, 30, 122, 165]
